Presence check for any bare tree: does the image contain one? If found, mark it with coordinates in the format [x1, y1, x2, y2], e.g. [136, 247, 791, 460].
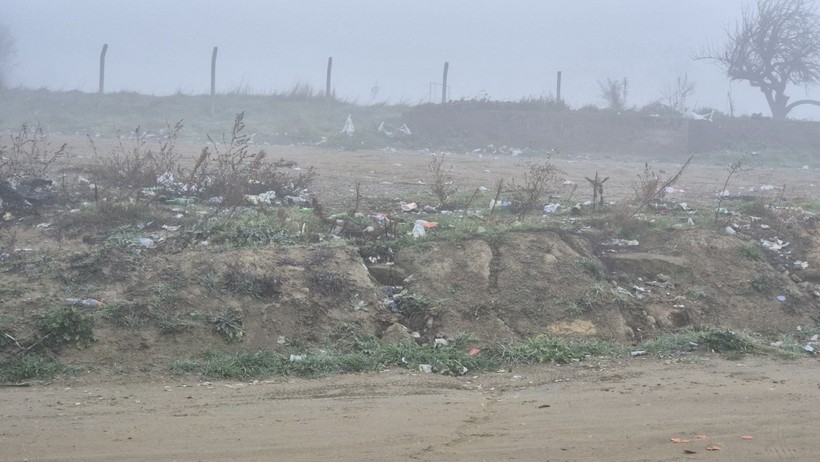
[0, 22, 14, 89]
[697, 0, 820, 119]
[598, 77, 628, 111]
[661, 72, 696, 114]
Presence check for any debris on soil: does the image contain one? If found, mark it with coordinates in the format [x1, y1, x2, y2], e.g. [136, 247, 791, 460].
[65, 298, 104, 308]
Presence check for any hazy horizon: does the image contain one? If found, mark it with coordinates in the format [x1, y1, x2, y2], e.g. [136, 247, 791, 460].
[2, 0, 820, 119]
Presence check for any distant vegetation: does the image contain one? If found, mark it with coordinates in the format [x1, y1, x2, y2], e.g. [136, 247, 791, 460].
[0, 86, 715, 148]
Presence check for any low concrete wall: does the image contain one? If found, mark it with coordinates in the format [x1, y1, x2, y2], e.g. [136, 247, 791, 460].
[688, 118, 820, 153]
[404, 107, 820, 155]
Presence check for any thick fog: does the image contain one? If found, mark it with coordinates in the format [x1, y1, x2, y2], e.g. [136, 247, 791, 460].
[2, 0, 819, 118]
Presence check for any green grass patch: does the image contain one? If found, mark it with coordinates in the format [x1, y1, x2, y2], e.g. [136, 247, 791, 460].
[640, 328, 765, 358]
[0, 354, 65, 383]
[188, 208, 325, 248]
[491, 335, 620, 364]
[169, 335, 498, 379]
[739, 244, 764, 261]
[169, 328, 815, 380]
[37, 306, 95, 350]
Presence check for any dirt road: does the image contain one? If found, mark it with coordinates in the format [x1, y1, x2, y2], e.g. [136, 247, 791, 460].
[2, 356, 818, 461]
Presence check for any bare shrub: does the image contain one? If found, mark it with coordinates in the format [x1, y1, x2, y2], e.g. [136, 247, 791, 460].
[598, 77, 629, 111]
[661, 72, 696, 114]
[91, 121, 184, 189]
[509, 160, 562, 220]
[630, 156, 692, 217]
[634, 162, 664, 206]
[715, 153, 758, 221]
[188, 112, 317, 207]
[428, 154, 458, 208]
[0, 123, 68, 181]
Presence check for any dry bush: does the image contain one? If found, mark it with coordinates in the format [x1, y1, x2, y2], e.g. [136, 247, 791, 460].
[509, 160, 562, 220]
[605, 156, 693, 237]
[187, 112, 317, 207]
[91, 121, 184, 189]
[633, 162, 663, 205]
[715, 153, 757, 221]
[0, 123, 68, 181]
[629, 156, 692, 217]
[598, 77, 629, 111]
[428, 154, 458, 208]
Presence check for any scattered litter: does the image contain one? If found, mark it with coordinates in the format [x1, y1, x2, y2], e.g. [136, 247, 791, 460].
[478, 186, 489, 192]
[36, 222, 51, 229]
[161, 225, 181, 232]
[284, 195, 309, 206]
[695, 434, 708, 440]
[370, 213, 390, 225]
[793, 260, 809, 270]
[377, 121, 411, 137]
[684, 109, 714, 121]
[412, 220, 437, 238]
[511, 375, 524, 381]
[670, 437, 690, 443]
[724, 226, 736, 235]
[706, 445, 721, 451]
[434, 338, 449, 348]
[489, 199, 511, 209]
[664, 186, 685, 194]
[717, 190, 731, 197]
[419, 364, 432, 373]
[802, 344, 815, 353]
[630, 350, 647, 357]
[760, 238, 789, 251]
[603, 238, 639, 247]
[289, 354, 304, 362]
[340, 114, 355, 136]
[137, 238, 155, 248]
[468, 348, 481, 356]
[208, 196, 224, 205]
[66, 298, 104, 308]
[165, 197, 195, 206]
[741, 435, 754, 440]
[400, 202, 418, 212]
[776, 295, 786, 302]
[244, 191, 276, 205]
[543, 203, 561, 214]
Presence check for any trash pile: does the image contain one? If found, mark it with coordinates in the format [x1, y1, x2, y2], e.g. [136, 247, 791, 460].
[0, 179, 56, 216]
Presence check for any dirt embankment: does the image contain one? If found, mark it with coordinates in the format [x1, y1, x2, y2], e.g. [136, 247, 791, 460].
[37, 225, 819, 368]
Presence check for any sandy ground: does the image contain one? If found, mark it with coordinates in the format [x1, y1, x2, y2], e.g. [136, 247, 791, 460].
[2, 356, 818, 461]
[271, 148, 820, 212]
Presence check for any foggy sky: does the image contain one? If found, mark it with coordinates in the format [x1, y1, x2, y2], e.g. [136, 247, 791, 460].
[2, 0, 819, 119]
